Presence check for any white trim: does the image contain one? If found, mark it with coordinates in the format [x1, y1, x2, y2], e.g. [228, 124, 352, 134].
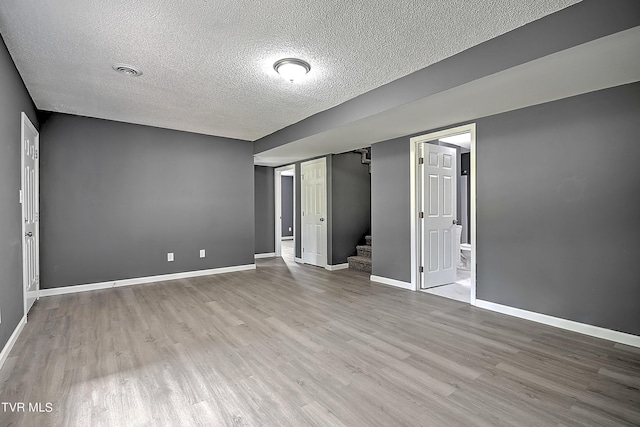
[274, 164, 296, 258]
[325, 263, 349, 271]
[370, 275, 414, 290]
[0, 315, 26, 371]
[39, 264, 256, 297]
[295, 257, 304, 263]
[255, 252, 276, 259]
[410, 123, 477, 303]
[476, 300, 640, 349]
[469, 125, 477, 305]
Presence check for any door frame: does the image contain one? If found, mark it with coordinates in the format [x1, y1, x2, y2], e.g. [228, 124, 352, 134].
[410, 123, 477, 304]
[274, 164, 296, 258]
[21, 112, 40, 317]
[300, 157, 328, 267]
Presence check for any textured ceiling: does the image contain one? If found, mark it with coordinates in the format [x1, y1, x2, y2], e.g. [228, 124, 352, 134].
[0, 0, 580, 141]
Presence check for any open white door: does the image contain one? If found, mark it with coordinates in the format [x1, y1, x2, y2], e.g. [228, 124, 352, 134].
[420, 143, 457, 289]
[301, 158, 327, 267]
[21, 113, 40, 316]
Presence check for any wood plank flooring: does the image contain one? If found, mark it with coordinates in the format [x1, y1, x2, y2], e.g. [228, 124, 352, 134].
[1, 257, 639, 426]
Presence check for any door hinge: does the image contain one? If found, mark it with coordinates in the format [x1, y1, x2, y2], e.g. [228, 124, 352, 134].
[418, 157, 424, 165]
[35, 149, 38, 160]
[19, 189, 23, 204]
[419, 212, 424, 219]
[420, 266, 424, 273]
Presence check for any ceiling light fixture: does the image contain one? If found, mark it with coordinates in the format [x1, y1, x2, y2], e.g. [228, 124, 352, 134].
[112, 63, 143, 77]
[273, 58, 310, 82]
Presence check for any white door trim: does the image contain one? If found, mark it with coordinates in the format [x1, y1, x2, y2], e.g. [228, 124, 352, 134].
[301, 157, 328, 268]
[21, 112, 40, 317]
[410, 123, 476, 304]
[274, 164, 295, 258]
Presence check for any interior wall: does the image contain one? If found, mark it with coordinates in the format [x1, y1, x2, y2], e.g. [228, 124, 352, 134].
[370, 82, 640, 336]
[0, 35, 38, 352]
[371, 137, 412, 283]
[40, 113, 255, 289]
[331, 152, 371, 265]
[281, 176, 293, 238]
[255, 166, 275, 254]
[475, 82, 640, 336]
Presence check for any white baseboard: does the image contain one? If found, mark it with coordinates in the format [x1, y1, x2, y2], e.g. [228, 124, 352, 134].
[295, 257, 304, 263]
[325, 263, 349, 271]
[475, 299, 640, 349]
[39, 264, 257, 297]
[255, 252, 276, 259]
[370, 275, 414, 290]
[0, 315, 26, 371]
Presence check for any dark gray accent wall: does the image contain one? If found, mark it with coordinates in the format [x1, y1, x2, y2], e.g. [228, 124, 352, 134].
[475, 83, 640, 336]
[255, 166, 275, 254]
[371, 82, 640, 336]
[0, 35, 38, 352]
[371, 138, 411, 283]
[40, 113, 254, 288]
[254, 0, 640, 155]
[331, 152, 371, 265]
[281, 176, 293, 237]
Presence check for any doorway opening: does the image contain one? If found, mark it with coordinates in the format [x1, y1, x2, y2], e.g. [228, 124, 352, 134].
[410, 123, 476, 304]
[274, 164, 296, 263]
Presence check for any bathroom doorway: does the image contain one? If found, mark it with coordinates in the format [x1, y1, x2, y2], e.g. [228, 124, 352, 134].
[411, 124, 476, 304]
[274, 164, 296, 263]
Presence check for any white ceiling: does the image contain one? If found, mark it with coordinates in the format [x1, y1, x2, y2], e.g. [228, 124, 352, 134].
[0, 0, 580, 141]
[254, 26, 640, 166]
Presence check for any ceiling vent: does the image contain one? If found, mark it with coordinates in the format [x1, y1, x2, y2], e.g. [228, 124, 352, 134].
[112, 63, 143, 77]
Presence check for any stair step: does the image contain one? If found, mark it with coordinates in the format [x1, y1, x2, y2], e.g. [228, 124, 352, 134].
[365, 235, 372, 245]
[347, 256, 372, 273]
[356, 245, 372, 258]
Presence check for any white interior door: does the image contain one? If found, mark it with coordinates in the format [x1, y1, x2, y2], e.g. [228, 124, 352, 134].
[420, 143, 457, 288]
[21, 113, 40, 315]
[301, 158, 327, 267]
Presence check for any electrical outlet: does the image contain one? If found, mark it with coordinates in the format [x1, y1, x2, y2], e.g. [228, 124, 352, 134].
[199, 249, 206, 258]
[167, 252, 174, 262]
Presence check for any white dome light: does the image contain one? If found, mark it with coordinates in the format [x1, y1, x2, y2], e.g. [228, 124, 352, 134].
[273, 58, 311, 82]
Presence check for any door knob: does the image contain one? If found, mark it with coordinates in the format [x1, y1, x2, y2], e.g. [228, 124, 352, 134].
[25, 231, 33, 237]
[319, 218, 325, 222]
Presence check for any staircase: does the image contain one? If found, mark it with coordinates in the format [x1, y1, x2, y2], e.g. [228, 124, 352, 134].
[348, 235, 372, 273]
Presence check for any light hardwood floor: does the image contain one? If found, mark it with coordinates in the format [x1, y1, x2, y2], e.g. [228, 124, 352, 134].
[1, 257, 639, 426]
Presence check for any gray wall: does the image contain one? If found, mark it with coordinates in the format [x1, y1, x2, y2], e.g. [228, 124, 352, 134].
[0, 35, 38, 352]
[281, 176, 293, 237]
[40, 113, 255, 288]
[371, 138, 412, 283]
[475, 83, 640, 336]
[255, 166, 275, 254]
[331, 152, 371, 264]
[371, 82, 640, 336]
